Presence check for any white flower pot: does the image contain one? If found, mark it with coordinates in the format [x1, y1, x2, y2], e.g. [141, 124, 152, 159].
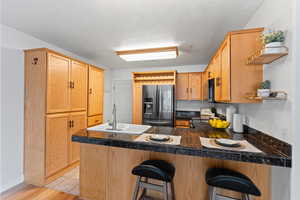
[265, 42, 283, 48]
[264, 42, 285, 54]
[257, 89, 271, 97]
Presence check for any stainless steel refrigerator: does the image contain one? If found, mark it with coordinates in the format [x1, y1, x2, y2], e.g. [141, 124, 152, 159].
[142, 85, 174, 127]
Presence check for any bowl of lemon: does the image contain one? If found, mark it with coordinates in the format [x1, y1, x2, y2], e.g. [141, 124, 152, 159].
[208, 118, 230, 130]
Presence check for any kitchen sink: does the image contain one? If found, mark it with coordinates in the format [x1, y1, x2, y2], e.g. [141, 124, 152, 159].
[87, 123, 152, 135]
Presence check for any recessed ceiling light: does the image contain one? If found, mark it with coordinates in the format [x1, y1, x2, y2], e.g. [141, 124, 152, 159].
[116, 46, 178, 62]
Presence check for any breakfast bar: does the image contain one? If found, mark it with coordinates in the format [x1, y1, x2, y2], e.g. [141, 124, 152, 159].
[72, 124, 291, 200]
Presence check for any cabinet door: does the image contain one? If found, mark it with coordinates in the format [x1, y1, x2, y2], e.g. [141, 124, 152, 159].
[214, 54, 222, 102]
[88, 66, 104, 116]
[47, 53, 70, 113]
[132, 84, 142, 124]
[188, 72, 202, 100]
[176, 73, 189, 100]
[220, 39, 231, 101]
[69, 112, 87, 164]
[71, 60, 88, 111]
[202, 71, 208, 100]
[46, 113, 69, 177]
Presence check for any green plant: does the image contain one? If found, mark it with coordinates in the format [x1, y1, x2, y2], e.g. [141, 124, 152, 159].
[261, 30, 285, 44]
[259, 80, 271, 89]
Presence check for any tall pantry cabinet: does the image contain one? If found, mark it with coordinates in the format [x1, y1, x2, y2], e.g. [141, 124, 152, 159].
[24, 48, 102, 186]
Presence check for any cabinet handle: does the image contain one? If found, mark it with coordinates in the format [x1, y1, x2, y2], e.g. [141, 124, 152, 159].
[89, 88, 92, 94]
[216, 77, 221, 86]
[72, 81, 75, 89]
[68, 120, 72, 128]
[71, 120, 74, 127]
[69, 81, 75, 89]
[186, 88, 189, 93]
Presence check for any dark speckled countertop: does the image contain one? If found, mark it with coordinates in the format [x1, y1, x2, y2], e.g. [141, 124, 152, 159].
[72, 124, 291, 168]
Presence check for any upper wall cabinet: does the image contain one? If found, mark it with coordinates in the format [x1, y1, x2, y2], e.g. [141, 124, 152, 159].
[47, 53, 88, 113]
[88, 65, 104, 126]
[206, 28, 264, 103]
[176, 72, 204, 101]
[70, 60, 88, 112]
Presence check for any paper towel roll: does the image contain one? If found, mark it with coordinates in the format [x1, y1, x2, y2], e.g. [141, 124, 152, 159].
[233, 114, 243, 133]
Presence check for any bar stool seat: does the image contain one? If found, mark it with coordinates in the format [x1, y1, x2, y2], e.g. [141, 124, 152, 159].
[132, 160, 175, 182]
[206, 168, 261, 200]
[131, 160, 175, 200]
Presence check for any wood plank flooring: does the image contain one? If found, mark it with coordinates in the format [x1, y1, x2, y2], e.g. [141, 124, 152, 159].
[1, 185, 80, 200]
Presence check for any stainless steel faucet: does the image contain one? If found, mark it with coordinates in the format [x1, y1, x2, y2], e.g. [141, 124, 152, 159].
[112, 104, 117, 130]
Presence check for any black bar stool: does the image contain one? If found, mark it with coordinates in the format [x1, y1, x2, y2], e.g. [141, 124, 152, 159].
[205, 168, 261, 200]
[131, 160, 175, 200]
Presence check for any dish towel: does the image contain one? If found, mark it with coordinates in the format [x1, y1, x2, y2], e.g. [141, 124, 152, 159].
[199, 137, 262, 153]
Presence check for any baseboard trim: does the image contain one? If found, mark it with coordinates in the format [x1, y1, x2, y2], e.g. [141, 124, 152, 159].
[0, 175, 25, 194]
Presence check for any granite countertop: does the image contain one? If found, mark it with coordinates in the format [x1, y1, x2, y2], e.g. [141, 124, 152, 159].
[72, 124, 291, 168]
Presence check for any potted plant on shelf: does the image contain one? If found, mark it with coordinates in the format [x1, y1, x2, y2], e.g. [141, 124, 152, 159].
[261, 30, 285, 54]
[257, 80, 271, 97]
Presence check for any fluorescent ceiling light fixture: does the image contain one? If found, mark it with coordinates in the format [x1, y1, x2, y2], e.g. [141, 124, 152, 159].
[116, 46, 178, 62]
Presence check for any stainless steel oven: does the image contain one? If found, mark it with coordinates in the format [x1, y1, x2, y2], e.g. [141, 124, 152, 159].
[208, 78, 215, 103]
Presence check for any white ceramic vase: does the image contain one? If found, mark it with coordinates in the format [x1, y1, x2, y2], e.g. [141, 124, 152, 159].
[257, 89, 271, 97]
[264, 42, 284, 54]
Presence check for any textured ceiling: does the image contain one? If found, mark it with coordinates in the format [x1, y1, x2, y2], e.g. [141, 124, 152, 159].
[2, 0, 263, 68]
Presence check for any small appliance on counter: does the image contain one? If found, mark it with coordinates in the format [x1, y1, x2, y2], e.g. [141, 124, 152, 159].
[226, 105, 237, 128]
[200, 108, 215, 120]
[233, 114, 244, 133]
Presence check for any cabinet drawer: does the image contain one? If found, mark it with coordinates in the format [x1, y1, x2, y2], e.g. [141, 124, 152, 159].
[175, 120, 190, 127]
[88, 115, 103, 127]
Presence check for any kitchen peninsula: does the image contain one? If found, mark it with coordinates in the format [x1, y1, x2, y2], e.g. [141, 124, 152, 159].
[73, 124, 291, 200]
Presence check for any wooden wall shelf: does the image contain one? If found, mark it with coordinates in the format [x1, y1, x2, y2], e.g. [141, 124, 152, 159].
[132, 71, 176, 84]
[246, 91, 288, 101]
[247, 46, 288, 65]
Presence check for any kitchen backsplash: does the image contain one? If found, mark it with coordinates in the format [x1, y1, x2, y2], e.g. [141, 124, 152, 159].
[176, 100, 211, 111]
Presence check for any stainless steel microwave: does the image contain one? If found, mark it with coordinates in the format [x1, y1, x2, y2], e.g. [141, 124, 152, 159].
[208, 78, 215, 103]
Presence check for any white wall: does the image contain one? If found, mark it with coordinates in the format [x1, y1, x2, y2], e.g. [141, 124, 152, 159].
[239, 0, 294, 144]
[237, 1, 294, 200]
[0, 24, 112, 192]
[291, 0, 300, 199]
[111, 65, 209, 122]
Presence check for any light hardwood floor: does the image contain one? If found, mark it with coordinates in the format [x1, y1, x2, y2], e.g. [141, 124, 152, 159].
[1, 185, 80, 200]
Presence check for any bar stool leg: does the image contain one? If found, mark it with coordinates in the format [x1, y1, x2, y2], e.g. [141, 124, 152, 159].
[132, 176, 141, 200]
[140, 177, 148, 198]
[163, 181, 169, 200]
[168, 181, 175, 200]
[242, 194, 251, 200]
[208, 186, 217, 200]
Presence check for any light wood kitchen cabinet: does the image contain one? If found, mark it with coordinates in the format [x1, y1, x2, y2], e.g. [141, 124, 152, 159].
[69, 112, 87, 164]
[214, 53, 222, 102]
[47, 53, 88, 114]
[204, 28, 263, 103]
[132, 83, 143, 124]
[132, 71, 176, 124]
[47, 53, 71, 113]
[176, 73, 189, 100]
[71, 60, 88, 111]
[88, 65, 104, 126]
[88, 114, 103, 127]
[176, 72, 203, 100]
[189, 73, 202, 100]
[220, 38, 231, 101]
[202, 71, 209, 100]
[46, 113, 69, 177]
[24, 48, 93, 186]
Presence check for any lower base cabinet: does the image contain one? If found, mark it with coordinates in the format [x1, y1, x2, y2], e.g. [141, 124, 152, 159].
[88, 114, 103, 127]
[80, 144, 271, 200]
[45, 112, 86, 181]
